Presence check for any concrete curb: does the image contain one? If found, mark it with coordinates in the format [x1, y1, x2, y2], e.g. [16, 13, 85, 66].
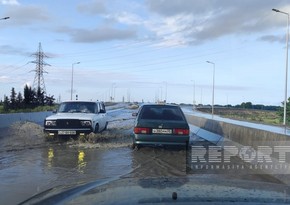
[0, 111, 53, 128]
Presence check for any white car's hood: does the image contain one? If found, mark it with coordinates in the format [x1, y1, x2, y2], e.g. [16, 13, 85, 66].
[46, 113, 96, 121]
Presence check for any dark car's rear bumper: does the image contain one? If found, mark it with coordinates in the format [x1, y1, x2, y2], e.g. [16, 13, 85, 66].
[133, 133, 189, 146]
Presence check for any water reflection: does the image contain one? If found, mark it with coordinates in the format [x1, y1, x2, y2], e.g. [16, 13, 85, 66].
[47, 147, 54, 168]
[45, 146, 88, 173]
[42, 145, 133, 180]
[78, 150, 87, 173]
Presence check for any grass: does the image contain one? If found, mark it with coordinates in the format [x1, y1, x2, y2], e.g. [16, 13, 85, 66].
[0, 105, 58, 114]
[197, 107, 282, 126]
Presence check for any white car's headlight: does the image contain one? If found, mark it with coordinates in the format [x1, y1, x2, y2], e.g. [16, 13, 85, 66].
[80, 120, 92, 126]
[45, 120, 56, 126]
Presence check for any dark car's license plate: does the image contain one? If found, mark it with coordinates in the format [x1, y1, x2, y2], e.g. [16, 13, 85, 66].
[152, 129, 172, 134]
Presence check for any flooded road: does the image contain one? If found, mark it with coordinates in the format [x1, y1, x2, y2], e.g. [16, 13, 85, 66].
[0, 108, 187, 204]
[0, 108, 284, 204]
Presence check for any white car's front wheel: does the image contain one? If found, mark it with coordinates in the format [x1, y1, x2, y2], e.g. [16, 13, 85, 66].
[94, 124, 99, 133]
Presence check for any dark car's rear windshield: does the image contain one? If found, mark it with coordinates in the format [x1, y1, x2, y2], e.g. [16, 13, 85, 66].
[139, 105, 185, 121]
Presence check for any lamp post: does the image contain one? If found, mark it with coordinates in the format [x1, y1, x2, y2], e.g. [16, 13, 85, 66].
[111, 83, 116, 102]
[206, 61, 215, 118]
[272, 8, 289, 126]
[163, 81, 167, 103]
[191, 80, 196, 109]
[71, 62, 80, 100]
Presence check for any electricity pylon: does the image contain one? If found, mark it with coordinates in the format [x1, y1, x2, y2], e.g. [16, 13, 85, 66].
[30, 42, 50, 94]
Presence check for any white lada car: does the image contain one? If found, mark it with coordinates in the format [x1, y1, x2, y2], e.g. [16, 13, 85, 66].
[44, 101, 108, 138]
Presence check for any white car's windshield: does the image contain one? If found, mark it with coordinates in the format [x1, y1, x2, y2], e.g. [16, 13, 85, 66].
[58, 102, 96, 113]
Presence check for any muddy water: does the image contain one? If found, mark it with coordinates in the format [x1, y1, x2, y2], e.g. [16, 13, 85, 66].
[0, 109, 187, 204]
[0, 108, 283, 204]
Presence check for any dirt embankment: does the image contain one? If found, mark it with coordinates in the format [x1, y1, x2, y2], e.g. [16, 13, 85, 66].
[0, 122, 46, 152]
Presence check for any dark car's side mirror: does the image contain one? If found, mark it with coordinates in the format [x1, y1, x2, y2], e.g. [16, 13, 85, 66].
[99, 109, 106, 114]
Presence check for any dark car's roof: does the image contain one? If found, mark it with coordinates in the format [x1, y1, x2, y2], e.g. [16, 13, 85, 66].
[140, 103, 181, 108]
[62, 101, 100, 104]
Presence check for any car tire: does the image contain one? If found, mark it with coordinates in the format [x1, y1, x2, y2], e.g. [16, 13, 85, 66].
[94, 124, 99, 133]
[103, 122, 108, 131]
[132, 141, 140, 150]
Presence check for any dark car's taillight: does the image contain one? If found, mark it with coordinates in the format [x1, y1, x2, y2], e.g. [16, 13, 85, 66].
[173, 128, 189, 135]
[134, 127, 151, 134]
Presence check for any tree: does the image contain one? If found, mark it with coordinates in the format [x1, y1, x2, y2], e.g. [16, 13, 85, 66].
[45, 95, 55, 106]
[10, 87, 17, 109]
[3, 95, 9, 111]
[2, 86, 55, 112]
[240, 102, 252, 109]
[16, 92, 23, 109]
[36, 87, 45, 106]
[277, 97, 290, 125]
[24, 84, 35, 107]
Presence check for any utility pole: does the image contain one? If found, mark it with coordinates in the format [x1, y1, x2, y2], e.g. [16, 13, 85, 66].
[30, 42, 50, 94]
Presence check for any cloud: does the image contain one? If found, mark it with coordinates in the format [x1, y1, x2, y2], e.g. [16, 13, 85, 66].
[0, 45, 30, 56]
[56, 26, 137, 43]
[3, 5, 51, 26]
[105, 12, 143, 25]
[0, 75, 10, 83]
[77, 0, 107, 15]
[146, 0, 213, 16]
[258, 35, 285, 43]
[144, 0, 290, 45]
[0, 0, 19, 5]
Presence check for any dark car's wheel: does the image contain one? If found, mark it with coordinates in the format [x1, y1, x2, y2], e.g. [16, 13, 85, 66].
[132, 143, 140, 150]
[131, 138, 140, 150]
[94, 124, 99, 133]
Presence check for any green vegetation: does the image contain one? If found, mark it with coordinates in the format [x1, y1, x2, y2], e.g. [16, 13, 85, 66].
[197, 101, 283, 126]
[0, 104, 58, 114]
[1, 85, 56, 114]
[198, 107, 281, 125]
[277, 97, 290, 125]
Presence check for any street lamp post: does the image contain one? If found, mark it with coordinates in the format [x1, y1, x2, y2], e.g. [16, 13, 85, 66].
[111, 83, 116, 102]
[71, 62, 80, 100]
[272, 8, 289, 126]
[206, 61, 215, 118]
[163, 81, 167, 103]
[191, 80, 196, 109]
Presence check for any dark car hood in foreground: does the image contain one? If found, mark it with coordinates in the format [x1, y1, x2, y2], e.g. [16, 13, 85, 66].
[20, 175, 290, 205]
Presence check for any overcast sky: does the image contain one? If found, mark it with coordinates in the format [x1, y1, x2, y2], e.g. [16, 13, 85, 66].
[1, 0, 290, 105]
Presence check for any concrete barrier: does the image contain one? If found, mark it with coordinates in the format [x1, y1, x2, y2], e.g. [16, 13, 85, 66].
[0, 111, 53, 128]
[186, 115, 290, 147]
[0, 104, 124, 129]
[186, 114, 290, 182]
